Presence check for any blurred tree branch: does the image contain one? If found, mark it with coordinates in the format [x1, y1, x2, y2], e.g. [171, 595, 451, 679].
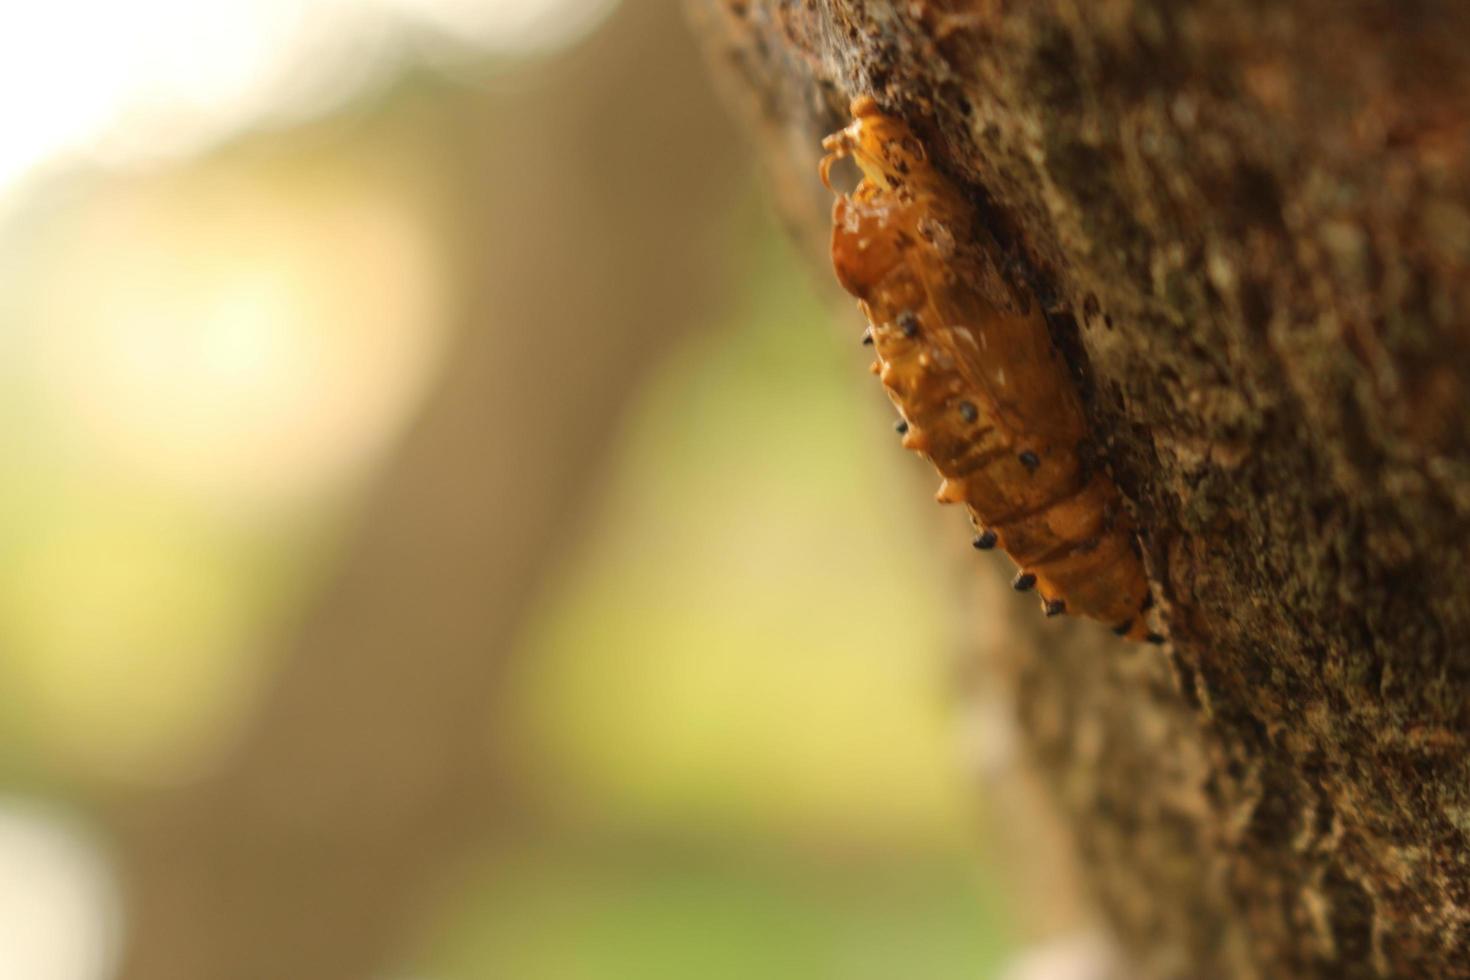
[108, 1, 748, 976]
[691, 1, 1470, 976]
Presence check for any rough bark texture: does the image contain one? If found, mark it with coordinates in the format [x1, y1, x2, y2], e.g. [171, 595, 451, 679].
[691, 2, 1470, 977]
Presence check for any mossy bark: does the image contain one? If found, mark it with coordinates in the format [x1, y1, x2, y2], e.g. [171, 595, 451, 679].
[691, 2, 1470, 976]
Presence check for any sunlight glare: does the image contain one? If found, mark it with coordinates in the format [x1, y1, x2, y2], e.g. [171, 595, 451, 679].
[0, 0, 620, 202]
[31, 169, 452, 510]
[0, 802, 120, 980]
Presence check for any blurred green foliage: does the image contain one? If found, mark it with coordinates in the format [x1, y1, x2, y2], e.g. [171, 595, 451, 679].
[0, 21, 1017, 970]
[429, 842, 1007, 980]
[419, 225, 1012, 977]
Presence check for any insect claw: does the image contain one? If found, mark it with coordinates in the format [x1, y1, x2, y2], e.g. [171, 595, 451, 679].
[895, 419, 909, 435]
[819, 146, 844, 191]
[1044, 598, 1066, 617]
[972, 529, 998, 550]
[1111, 619, 1134, 637]
[1012, 572, 1037, 592]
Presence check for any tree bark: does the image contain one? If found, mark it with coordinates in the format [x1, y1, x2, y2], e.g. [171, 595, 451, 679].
[690, 2, 1470, 977]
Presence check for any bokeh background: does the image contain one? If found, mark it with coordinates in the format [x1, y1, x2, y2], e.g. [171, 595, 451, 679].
[0, 1, 1080, 976]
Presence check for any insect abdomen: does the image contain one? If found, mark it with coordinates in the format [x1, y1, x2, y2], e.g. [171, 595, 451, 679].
[823, 97, 1160, 643]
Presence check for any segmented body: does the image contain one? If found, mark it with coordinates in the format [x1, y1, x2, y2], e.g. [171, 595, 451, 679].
[821, 97, 1159, 642]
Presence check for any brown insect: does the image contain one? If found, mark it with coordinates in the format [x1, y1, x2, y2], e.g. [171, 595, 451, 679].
[821, 96, 1161, 643]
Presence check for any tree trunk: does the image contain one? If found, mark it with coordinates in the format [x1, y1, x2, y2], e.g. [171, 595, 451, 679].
[690, 2, 1470, 977]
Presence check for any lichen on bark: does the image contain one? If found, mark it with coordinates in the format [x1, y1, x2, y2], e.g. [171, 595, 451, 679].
[691, 1, 1470, 976]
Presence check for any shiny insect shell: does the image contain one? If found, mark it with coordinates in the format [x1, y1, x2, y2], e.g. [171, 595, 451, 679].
[821, 96, 1159, 643]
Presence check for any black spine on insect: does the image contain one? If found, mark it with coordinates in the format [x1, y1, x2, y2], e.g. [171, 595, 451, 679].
[822, 96, 1161, 645]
